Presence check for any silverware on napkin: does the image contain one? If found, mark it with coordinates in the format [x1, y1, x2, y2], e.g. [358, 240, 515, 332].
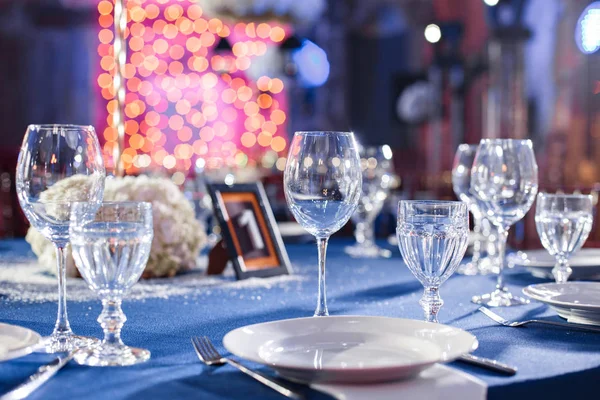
[0, 350, 77, 400]
[191, 336, 304, 400]
[479, 306, 600, 333]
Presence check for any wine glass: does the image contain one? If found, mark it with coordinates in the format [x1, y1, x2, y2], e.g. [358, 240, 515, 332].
[535, 193, 593, 283]
[452, 144, 496, 275]
[70, 202, 153, 366]
[470, 139, 538, 307]
[345, 145, 394, 258]
[16, 124, 105, 352]
[284, 131, 362, 316]
[396, 200, 469, 323]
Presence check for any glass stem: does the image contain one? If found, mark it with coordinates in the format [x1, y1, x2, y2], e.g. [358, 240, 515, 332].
[53, 243, 72, 337]
[495, 228, 509, 292]
[314, 237, 329, 317]
[420, 287, 443, 323]
[99, 298, 126, 346]
[471, 216, 482, 264]
[354, 222, 366, 245]
[553, 258, 572, 284]
[363, 222, 375, 247]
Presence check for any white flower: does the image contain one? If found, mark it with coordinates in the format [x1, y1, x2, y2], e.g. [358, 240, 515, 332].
[26, 175, 207, 278]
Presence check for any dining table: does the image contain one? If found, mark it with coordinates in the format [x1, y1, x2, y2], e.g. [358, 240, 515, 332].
[1, 237, 599, 400]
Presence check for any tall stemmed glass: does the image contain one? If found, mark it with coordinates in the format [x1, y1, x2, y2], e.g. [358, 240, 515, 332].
[345, 145, 394, 258]
[16, 124, 105, 352]
[396, 201, 469, 323]
[284, 132, 362, 316]
[470, 139, 538, 307]
[535, 193, 593, 283]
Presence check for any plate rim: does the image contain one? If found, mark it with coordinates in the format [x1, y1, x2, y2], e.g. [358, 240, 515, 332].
[0, 322, 41, 362]
[522, 282, 600, 310]
[223, 315, 478, 373]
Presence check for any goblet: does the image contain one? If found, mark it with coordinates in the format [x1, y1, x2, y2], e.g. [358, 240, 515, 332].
[16, 124, 105, 352]
[452, 144, 499, 275]
[396, 201, 469, 323]
[535, 193, 593, 283]
[70, 202, 153, 366]
[284, 131, 362, 316]
[345, 145, 394, 258]
[470, 139, 538, 307]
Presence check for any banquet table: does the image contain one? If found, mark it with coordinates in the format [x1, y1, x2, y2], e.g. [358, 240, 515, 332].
[1, 237, 599, 400]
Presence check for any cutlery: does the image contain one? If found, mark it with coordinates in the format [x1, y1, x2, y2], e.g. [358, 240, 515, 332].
[191, 336, 303, 400]
[479, 306, 600, 333]
[0, 350, 77, 400]
[457, 354, 517, 375]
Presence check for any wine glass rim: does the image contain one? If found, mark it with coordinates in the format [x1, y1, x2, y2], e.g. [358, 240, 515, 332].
[294, 131, 354, 136]
[479, 138, 532, 145]
[398, 200, 465, 206]
[538, 192, 593, 200]
[28, 124, 95, 131]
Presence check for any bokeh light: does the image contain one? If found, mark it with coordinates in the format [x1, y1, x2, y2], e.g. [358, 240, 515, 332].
[98, 0, 289, 174]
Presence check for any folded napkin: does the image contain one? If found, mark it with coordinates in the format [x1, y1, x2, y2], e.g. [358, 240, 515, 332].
[312, 365, 487, 400]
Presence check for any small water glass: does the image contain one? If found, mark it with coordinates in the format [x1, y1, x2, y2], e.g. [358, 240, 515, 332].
[70, 202, 153, 366]
[396, 200, 469, 323]
[535, 193, 593, 283]
[284, 131, 362, 316]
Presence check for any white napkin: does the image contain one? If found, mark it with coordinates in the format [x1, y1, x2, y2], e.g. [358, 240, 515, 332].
[312, 364, 487, 400]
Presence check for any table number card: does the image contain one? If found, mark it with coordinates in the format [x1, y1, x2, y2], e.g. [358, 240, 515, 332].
[207, 182, 292, 279]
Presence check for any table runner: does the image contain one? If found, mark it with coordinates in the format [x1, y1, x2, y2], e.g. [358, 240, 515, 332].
[1, 238, 600, 399]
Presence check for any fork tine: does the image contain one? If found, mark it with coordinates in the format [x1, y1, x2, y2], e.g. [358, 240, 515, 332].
[202, 337, 222, 359]
[479, 306, 510, 325]
[191, 337, 206, 362]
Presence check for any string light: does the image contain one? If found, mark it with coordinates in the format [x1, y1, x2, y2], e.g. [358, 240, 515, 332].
[98, 0, 289, 174]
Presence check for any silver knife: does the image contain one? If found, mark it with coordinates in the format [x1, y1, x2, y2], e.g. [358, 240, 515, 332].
[457, 353, 517, 375]
[0, 350, 77, 400]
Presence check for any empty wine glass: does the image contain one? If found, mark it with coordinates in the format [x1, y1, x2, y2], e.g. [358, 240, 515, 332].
[535, 193, 593, 283]
[396, 201, 469, 323]
[16, 124, 105, 352]
[470, 139, 538, 307]
[284, 131, 362, 316]
[345, 145, 394, 258]
[70, 202, 153, 366]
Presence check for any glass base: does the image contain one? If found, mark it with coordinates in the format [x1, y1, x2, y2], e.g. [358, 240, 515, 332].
[472, 288, 530, 307]
[344, 244, 392, 259]
[40, 333, 100, 354]
[74, 343, 150, 366]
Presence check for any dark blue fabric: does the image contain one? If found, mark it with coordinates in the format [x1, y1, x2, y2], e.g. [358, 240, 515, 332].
[1, 238, 600, 400]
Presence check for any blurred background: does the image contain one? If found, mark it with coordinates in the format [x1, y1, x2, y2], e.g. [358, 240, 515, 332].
[0, 0, 598, 249]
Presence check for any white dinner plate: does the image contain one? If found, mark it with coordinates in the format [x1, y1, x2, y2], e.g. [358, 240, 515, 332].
[0, 323, 41, 362]
[508, 249, 600, 280]
[523, 282, 600, 325]
[223, 316, 478, 384]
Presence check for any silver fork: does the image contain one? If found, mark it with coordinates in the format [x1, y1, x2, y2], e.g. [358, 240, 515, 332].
[479, 306, 600, 333]
[191, 337, 304, 400]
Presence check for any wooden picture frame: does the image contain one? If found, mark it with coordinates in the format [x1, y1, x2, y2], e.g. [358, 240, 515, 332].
[207, 182, 292, 279]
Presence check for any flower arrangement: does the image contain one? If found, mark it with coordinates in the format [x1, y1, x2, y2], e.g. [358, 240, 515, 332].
[26, 175, 207, 278]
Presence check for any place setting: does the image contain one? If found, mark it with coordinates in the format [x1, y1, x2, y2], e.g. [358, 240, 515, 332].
[2, 0, 600, 399]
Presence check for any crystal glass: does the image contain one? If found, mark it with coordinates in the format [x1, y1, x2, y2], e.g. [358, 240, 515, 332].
[396, 201, 469, 323]
[470, 139, 538, 307]
[16, 124, 105, 352]
[345, 145, 394, 258]
[535, 193, 593, 283]
[70, 202, 153, 366]
[284, 131, 362, 316]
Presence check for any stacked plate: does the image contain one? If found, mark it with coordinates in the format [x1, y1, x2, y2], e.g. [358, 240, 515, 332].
[223, 316, 478, 384]
[523, 282, 600, 326]
[508, 249, 600, 280]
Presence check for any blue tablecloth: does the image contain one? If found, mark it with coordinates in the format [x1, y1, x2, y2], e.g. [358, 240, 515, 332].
[1, 238, 599, 400]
